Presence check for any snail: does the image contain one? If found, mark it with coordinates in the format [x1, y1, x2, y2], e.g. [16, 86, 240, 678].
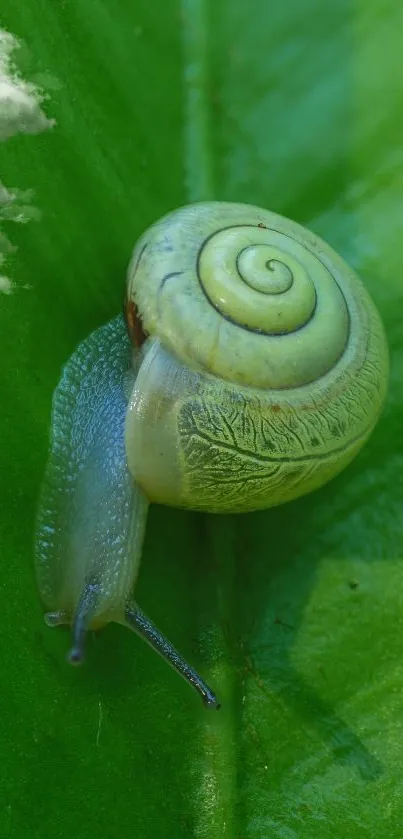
[35, 201, 389, 709]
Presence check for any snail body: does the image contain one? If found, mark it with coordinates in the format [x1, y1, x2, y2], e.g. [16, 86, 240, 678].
[35, 201, 388, 707]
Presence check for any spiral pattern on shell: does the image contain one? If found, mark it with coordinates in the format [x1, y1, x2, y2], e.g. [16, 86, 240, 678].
[126, 202, 372, 391]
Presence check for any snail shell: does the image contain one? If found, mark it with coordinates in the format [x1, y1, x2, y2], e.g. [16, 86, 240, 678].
[124, 202, 388, 513]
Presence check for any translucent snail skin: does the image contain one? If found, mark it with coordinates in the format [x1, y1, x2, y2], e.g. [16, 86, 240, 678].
[35, 201, 389, 708]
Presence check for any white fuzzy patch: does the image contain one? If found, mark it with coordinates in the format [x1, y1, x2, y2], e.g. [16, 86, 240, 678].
[0, 27, 56, 291]
[0, 181, 41, 291]
[0, 274, 13, 294]
[0, 28, 55, 140]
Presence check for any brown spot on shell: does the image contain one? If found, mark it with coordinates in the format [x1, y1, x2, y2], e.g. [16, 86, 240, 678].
[258, 222, 267, 229]
[124, 297, 148, 348]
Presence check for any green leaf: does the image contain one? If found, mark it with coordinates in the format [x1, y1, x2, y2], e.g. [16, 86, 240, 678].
[0, 2, 401, 837]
